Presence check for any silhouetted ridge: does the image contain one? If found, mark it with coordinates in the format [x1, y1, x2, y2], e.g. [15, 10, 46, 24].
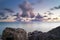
[48, 26, 60, 37]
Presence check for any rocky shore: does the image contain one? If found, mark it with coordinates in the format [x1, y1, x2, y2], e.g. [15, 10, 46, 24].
[1, 26, 60, 40]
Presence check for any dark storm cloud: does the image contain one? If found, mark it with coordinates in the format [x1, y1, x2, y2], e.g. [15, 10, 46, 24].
[0, 16, 8, 20]
[0, 12, 8, 20]
[19, 0, 42, 10]
[0, 12, 5, 17]
[19, 0, 33, 11]
[50, 5, 60, 10]
[4, 8, 14, 13]
[0, 8, 14, 20]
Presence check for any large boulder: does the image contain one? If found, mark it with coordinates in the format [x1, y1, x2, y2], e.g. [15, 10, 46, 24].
[2, 27, 28, 40]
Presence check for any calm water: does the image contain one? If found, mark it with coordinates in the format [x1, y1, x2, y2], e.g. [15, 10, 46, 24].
[0, 21, 60, 35]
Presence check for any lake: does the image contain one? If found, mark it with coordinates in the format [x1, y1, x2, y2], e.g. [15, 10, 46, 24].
[0, 21, 60, 35]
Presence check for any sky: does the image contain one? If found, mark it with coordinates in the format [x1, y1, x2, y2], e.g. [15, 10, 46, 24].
[0, 0, 60, 22]
[0, 0, 60, 13]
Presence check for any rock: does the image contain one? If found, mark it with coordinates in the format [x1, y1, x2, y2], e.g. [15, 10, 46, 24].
[28, 30, 43, 40]
[0, 35, 2, 40]
[0, 38, 2, 40]
[48, 26, 60, 37]
[28, 26, 60, 40]
[2, 26, 60, 40]
[2, 27, 28, 40]
[47, 26, 60, 40]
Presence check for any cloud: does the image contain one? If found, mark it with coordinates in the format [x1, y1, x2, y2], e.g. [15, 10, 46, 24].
[0, 8, 15, 20]
[23, 0, 42, 5]
[19, 0, 36, 18]
[3, 8, 15, 16]
[50, 5, 60, 10]
[0, 12, 5, 17]
[0, 12, 8, 20]
[4, 8, 14, 13]
[0, 16, 8, 20]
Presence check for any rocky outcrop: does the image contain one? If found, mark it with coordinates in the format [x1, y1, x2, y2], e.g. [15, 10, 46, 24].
[2, 27, 28, 40]
[1, 26, 60, 40]
[28, 26, 60, 40]
[48, 26, 60, 37]
[28, 31, 43, 40]
[0, 35, 2, 40]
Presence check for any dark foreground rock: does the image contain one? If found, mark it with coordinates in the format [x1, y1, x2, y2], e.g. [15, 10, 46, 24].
[1, 26, 60, 40]
[2, 27, 28, 40]
[0, 35, 2, 40]
[48, 26, 60, 37]
[28, 26, 60, 40]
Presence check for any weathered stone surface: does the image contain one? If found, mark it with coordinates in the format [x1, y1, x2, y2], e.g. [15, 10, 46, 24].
[2, 26, 60, 40]
[28, 26, 60, 40]
[48, 26, 60, 37]
[28, 30, 43, 40]
[2, 27, 28, 40]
